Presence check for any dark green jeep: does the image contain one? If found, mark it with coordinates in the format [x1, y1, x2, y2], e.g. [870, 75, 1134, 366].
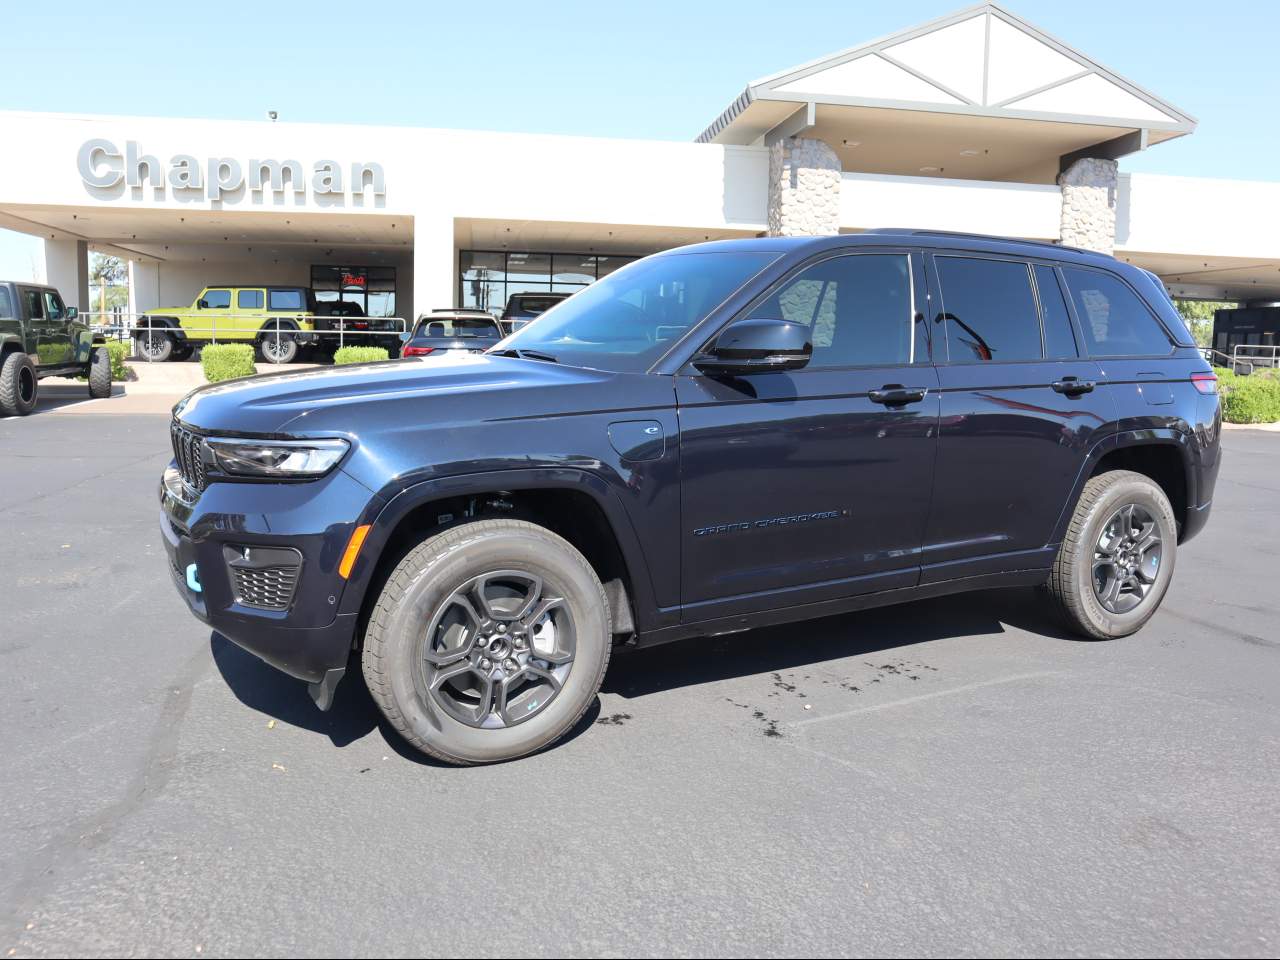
[0, 282, 111, 416]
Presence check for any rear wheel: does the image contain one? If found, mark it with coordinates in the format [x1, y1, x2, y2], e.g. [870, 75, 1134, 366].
[136, 329, 173, 362]
[362, 519, 611, 764]
[87, 346, 112, 398]
[0, 351, 38, 416]
[1048, 469, 1177, 639]
[258, 331, 298, 364]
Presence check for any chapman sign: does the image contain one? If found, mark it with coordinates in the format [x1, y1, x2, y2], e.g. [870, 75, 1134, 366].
[77, 139, 386, 203]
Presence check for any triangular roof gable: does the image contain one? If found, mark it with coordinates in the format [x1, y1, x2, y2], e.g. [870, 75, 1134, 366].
[699, 4, 1195, 143]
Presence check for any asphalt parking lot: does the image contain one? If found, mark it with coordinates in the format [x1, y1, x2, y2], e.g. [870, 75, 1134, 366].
[1, 409, 1277, 958]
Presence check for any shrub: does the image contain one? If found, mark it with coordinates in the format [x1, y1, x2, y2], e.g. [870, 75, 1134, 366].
[333, 346, 389, 365]
[103, 340, 130, 380]
[1221, 375, 1280, 424]
[201, 343, 257, 383]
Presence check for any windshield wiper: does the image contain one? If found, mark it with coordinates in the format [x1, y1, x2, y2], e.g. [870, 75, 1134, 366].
[492, 348, 559, 364]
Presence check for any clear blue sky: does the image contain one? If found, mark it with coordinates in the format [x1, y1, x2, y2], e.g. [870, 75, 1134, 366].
[2, 0, 1276, 278]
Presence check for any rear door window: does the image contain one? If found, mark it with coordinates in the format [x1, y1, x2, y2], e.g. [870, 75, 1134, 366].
[24, 290, 43, 319]
[934, 256, 1042, 362]
[268, 289, 305, 311]
[1035, 265, 1079, 359]
[237, 290, 264, 311]
[1061, 267, 1173, 357]
[0, 288, 13, 318]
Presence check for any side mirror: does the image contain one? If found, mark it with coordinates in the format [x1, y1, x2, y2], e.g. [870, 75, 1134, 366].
[399, 331, 412, 343]
[693, 317, 811, 375]
[197, 298, 209, 309]
[66, 306, 78, 320]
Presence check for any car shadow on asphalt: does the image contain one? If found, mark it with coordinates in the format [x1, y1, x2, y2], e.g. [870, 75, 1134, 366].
[602, 585, 1076, 699]
[209, 585, 1072, 762]
[209, 633, 603, 766]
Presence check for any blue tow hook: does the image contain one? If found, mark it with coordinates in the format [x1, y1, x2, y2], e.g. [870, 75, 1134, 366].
[185, 563, 202, 593]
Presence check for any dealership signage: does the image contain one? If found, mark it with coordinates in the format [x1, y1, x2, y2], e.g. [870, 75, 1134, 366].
[77, 139, 386, 203]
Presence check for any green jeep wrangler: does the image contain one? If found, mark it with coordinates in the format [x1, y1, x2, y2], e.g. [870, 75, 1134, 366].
[0, 281, 111, 416]
[136, 285, 318, 364]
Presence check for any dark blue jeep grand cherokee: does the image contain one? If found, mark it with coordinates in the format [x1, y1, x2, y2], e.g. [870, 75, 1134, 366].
[160, 231, 1221, 764]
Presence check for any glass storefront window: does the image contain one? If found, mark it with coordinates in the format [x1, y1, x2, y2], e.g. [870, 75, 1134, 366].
[506, 252, 553, 284]
[311, 265, 396, 318]
[458, 250, 640, 318]
[553, 254, 597, 284]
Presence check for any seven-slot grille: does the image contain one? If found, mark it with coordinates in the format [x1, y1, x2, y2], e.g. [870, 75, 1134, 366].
[231, 563, 301, 611]
[170, 420, 208, 492]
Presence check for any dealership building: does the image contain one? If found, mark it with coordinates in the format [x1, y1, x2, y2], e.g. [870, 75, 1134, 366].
[3, 2, 1280, 341]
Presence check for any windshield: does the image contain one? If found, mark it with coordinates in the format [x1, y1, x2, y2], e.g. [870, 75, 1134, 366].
[493, 251, 779, 372]
[415, 316, 501, 338]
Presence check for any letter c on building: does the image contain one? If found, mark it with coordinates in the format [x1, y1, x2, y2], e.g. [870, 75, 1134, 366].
[78, 139, 124, 188]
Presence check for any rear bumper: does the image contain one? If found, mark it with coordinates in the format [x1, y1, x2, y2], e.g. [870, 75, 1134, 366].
[159, 464, 380, 684]
[1181, 498, 1213, 544]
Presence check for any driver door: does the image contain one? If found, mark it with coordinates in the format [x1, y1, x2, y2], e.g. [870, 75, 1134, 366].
[677, 249, 940, 622]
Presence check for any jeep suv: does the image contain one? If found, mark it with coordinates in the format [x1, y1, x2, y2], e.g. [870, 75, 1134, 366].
[0, 281, 111, 416]
[137, 285, 317, 364]
[159, 232, 1221, 764]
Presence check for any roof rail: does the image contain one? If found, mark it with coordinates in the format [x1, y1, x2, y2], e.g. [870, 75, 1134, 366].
[860, 228, 1109, 259]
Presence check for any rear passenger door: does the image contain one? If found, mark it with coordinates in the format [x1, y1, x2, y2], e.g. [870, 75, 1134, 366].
[235, 288, 265, 336]
[921, 253, 1114, 580]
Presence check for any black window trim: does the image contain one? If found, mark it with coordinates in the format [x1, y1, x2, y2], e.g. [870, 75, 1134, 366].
[690, 245, 931, 374]
[1031, 262, 1081, 360]
[926, 250, 1048, 366]
[1057, 262, 1177, 360]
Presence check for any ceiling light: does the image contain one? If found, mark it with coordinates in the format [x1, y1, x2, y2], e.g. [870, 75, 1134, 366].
[960, 149, 981, 157]
[919, 166, 939, 173]
[842, 139, 861, 148]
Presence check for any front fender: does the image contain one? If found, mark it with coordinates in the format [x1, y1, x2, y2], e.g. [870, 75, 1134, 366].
[334, 466, 669, 634]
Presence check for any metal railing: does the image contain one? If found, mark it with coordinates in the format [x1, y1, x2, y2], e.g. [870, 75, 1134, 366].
[1215, 343, 1280, 375]
[79, 311, 409, 361]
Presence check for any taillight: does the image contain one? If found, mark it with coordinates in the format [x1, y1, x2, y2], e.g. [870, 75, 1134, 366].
[1191, 372, 1217, 395]
[402, 345, 434, 357]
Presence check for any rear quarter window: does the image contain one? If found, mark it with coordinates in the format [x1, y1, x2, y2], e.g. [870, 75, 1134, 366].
[268, 290, 305, 311]
[0, 288, 12, 318]
[1062, 267, 1173, 357]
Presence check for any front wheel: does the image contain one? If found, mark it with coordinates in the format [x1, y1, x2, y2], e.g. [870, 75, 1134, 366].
[258, 332, 298, 364]
[1047, 469, 1177, 640]
[361, 519, 611, 764]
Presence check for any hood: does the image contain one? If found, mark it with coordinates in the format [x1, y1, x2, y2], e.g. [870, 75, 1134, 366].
[174, 353, 628, 436]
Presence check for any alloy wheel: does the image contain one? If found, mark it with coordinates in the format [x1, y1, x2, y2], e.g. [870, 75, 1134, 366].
[419, 570, 576, 729]
[1092, 502, 1163, 614]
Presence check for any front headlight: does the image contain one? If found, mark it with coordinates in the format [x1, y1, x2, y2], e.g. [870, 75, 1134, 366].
[206, 438, 349, 479]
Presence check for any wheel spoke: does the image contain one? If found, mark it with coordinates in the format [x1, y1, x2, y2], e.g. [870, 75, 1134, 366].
[421, 567, 575, 729]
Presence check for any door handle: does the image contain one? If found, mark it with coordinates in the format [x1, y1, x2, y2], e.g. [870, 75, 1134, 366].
[868, 385, 928, 406]
[1052, 377, 1096, 396]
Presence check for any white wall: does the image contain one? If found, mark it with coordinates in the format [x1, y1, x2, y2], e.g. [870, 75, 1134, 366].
[1117, 172, 1280, 259]
[840, 171, 1061, 238]
[44, 238, 89, 309]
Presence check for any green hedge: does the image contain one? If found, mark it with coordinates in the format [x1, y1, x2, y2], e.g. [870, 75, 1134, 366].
[103, 340, 130, 380]
[201, 343, 257, 383]
[333, 346, 389, 365]
[1215, 367, 1280, 424]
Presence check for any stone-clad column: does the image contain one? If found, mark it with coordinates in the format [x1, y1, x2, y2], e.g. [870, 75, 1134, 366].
[767, 138, 841, 237]
[1058, 157, 1118, 254]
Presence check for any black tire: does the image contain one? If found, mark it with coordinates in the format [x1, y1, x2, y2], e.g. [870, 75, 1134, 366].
[0, 351, 38, 416]
[1047, 469, 1177, 640]
[136, 329, 173, 363]
[258, 331, 298, 364]
[362, 519, 611, 765]
[87, 346, 112, 399]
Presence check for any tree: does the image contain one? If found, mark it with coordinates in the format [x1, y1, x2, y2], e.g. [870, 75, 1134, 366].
[89, 254, 129, 318]
[1173, 298, 1235, 349]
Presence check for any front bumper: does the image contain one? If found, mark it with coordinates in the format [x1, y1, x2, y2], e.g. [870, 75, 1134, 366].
[160, 463, 380, 684]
